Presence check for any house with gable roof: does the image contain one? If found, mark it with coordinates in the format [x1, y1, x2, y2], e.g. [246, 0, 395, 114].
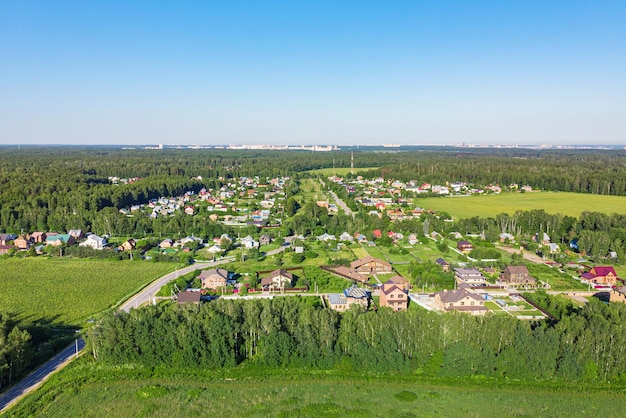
[261, 269, 294, 290]
[80, 234, 107, 250]
[581, 266, 619, 286]
[499, 265, 536, 287]
[350, 256, 392, 275]
[199, 268, 230, 290]
[379, 281, 408, 312]
[434, 289, 488, 315]
[327, 285, 370, 312]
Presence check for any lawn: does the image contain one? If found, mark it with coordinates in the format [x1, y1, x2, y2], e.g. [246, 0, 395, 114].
[8, 361, 626, 418]
[297, 178, 328, 203]
[413, 191, 626, 218]
[0, 257, 176, 326]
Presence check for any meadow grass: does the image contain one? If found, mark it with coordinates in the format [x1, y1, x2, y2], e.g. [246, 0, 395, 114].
[413, 191, 626, 218]
[0, 257, 176, 326]
[7, 360, 626, 418]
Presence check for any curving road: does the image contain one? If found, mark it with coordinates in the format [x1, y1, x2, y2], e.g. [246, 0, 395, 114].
[0, 338, 86, 412]
[119, 260, 223, 312]
[0, 238, 294, 412]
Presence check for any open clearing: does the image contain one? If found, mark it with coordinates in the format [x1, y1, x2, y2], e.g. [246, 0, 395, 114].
[414, 192, 626, 218]
[0, 258, 176, 326]
[7, 362, 626, 418]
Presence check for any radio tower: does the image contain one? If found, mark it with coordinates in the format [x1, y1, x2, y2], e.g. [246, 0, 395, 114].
[350, 151, 354, 169]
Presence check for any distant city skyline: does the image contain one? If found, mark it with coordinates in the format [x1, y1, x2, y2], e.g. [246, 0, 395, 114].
[1, 1, 625, 145]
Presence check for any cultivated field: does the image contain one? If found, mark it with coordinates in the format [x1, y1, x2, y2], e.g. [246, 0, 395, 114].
[7, 361, 626, 417]
[414, 192, 626, 218]
[0, 258, 176, 326]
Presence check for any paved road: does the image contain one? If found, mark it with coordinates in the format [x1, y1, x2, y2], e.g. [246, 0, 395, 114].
[0, 338, 86, 413]
[0, 238, 296, 411]
[119, 260, 230, 312]
[327, 189, 354, 217]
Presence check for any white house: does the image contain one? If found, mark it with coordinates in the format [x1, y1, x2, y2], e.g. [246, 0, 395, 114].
[80, 234, 107, 250]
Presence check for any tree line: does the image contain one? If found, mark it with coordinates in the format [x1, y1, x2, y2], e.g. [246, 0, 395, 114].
[89, 296, 626, 381]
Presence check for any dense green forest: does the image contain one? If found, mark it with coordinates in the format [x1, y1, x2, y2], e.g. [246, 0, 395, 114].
[90, 296, 626, 381]
[0, 314, 73, 390]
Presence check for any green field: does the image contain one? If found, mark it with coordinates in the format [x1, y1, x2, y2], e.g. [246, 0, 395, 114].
[7, 361, 626, 417]
[0, 258, 176, 326]
[414, 192, 626, 218]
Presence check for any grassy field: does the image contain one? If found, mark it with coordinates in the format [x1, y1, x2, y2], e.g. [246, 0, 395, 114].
[306, 167, 378, 176]
[0, 258, 176, 326]
[7, 360, 626, 417]
[298, 178, 328, 203]
[414, 191, 626, 218]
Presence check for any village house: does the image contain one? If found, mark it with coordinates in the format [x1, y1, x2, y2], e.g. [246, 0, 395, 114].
[332, 266, 368, 283]
[609, 286, 626, 304]
[117, 239, 136, 252]
[240, 235, 259, 249]
[316, 233, 336, 242]
[159, 238, 174, 248]
[457, 240, 474, 253]
[581, 266, 619, 286]
[350, 256, 393, 275]
[68, 229, 85, 240]
[436, 258, 450, 272]
[259, 235, 272, 245]
[45, 234, 75, 247]
[80, 234, 107, 250]
[434, 289, 488, 315]
[199, 268, 230, 290]
[30, 232, 47, 243]
[0, 245, 13, 255]
[339, 232, 353, 242]
[379, 281, 408, 312]
[499, 265, 536, 287]
[177, 291, 201, 304]
[385, 275, 411, 291]
[261, 269, 294, 290]
[0, 234, 16, 246]
[327, 285, 370, 312]
[13, 235, 31, 250]
[454, 268, 487, 285]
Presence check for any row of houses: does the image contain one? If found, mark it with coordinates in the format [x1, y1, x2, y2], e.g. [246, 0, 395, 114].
[0, 231, 108, 253]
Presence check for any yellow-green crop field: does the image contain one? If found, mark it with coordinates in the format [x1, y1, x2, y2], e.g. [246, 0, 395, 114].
[0, 258, 175, 326]
[414, 192, 626, 218]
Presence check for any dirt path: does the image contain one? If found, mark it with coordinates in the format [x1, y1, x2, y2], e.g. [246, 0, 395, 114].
[498, 245, 545, 264]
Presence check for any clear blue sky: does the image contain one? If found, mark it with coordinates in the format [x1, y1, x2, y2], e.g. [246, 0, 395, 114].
[1, 0, 624, 145]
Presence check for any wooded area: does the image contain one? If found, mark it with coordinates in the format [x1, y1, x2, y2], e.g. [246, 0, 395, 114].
[89, 295, 626, 381]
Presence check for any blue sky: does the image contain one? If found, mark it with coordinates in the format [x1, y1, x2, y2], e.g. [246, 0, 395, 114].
[1, 1, 625, 145]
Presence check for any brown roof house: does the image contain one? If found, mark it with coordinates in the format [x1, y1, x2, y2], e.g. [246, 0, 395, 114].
[261, 269, 294, 290]
[199, 268, 229, 290]
[177, 290, 201, 304]
[379, 281, 408, 312]
[385, 275, 411, 291]
[610, 286, 626, 304]
[117, 239, 136, 252]
[499, 265, 536, 287]
[434, 289, 488, 315]
[457, 240, 473, 253]
[350, 256, 392, 275]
